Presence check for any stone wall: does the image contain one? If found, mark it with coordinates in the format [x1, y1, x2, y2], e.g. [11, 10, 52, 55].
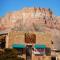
[8, 31, 51, 48]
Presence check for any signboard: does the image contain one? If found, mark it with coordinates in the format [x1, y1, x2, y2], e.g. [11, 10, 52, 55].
[25, 33, 36, 43]
[32, 48, 45, 55]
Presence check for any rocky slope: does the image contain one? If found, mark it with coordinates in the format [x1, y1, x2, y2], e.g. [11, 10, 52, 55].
[0, 8, 60, 50]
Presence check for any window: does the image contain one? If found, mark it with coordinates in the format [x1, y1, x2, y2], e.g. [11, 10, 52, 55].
[45, 48, 51, 56]
[16, 48, 23, 55]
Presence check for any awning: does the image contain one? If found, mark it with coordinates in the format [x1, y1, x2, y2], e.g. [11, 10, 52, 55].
[34, 44, 46, 49]
[12, 44, 26, 48]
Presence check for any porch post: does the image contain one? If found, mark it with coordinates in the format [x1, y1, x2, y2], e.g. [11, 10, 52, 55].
[5, 35, 9, 48]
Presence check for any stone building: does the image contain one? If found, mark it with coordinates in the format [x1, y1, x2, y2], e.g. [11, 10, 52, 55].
[0, 30, 52, 60]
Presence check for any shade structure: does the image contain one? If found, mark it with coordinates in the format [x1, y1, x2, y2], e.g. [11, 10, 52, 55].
[12, 44, 26, 48]
[34, 44, 46, 49]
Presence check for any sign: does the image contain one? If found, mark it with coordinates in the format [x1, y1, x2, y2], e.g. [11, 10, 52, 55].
[32, 48, 45, 55]
[25, 33, 36, 43]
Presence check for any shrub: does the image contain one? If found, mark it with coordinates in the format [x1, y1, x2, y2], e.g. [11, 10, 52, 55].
[0, 48, 18, 60]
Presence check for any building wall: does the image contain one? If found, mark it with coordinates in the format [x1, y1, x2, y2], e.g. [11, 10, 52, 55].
[8, 31, 25, 48]
[8, 30, 52, 48]
[36, 32, 52, 48]
[32, 55, 51, 60]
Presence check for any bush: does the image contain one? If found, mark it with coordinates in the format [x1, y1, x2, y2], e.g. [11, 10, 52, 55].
[0, 48, 18, 60]
[0, 50, 4, 60]
[18, 57, 25, 60]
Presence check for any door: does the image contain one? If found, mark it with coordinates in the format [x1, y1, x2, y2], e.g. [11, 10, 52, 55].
[51, 56, 56, 60]
[26, 45, 32, 60]
[0, 35, 6, 49]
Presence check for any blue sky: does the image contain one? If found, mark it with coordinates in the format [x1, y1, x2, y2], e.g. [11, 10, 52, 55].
[0, 0, 60, 16]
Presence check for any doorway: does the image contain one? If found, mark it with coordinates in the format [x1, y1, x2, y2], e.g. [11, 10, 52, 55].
[0, 35, 6, 49]
[26, 45, 32, 60]
[51, 56, 56, 60]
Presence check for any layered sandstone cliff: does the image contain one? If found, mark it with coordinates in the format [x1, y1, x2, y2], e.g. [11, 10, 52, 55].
[0, 8, 55, 31]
